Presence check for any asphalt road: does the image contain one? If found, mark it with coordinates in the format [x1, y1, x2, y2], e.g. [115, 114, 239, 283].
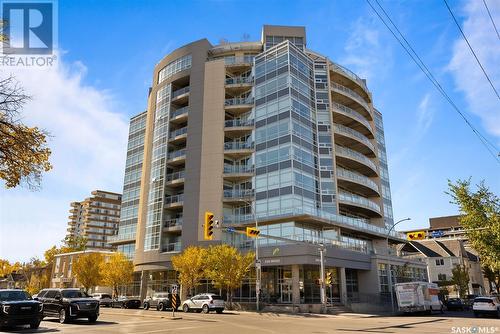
[1, 308, 499, 333]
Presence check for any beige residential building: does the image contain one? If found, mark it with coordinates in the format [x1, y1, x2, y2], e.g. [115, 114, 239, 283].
[50, 250, 114, 291]
[66, 190, 122, 251]
[113, 25, 426, 311]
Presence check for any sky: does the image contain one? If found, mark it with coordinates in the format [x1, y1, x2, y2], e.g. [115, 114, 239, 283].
[0, 0, 499, 263]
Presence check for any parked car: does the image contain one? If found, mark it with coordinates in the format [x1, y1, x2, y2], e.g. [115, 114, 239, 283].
[36, 288, 99, 323]
[181, 293, 224, 314]
[143, 292, 172, 311]
[473, 296, 500, 318]
[0, 289, 43, 329]
[446, 298, 465, 311]
[111, 296, 142, 309]
[91, 293, 112, 307]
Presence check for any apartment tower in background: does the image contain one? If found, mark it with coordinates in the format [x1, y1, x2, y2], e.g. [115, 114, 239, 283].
[66, 190, 122, 251]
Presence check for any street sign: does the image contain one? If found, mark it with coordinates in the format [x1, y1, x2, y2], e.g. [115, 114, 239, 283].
[172, 285, 178, 294]
[226, 227, 235, 233]
[431, 230, 444, 238]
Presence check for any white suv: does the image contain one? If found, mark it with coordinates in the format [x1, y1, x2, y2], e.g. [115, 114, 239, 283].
[181, 293, 224, 314]
[473, 296, 500, 318]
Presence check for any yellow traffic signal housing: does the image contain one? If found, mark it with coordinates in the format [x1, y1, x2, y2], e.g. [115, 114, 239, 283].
[407, 231, 426, 241]
[204, 211, 214, 240]
[246, 227, 260, 238]
[325, 271, 332, 285]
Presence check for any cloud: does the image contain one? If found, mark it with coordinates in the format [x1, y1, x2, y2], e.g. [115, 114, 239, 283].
[447, 0, 500, 138]
[0, 55, 129, 262]
[339, 16, 393, 82]
[416, 93, 434, 135]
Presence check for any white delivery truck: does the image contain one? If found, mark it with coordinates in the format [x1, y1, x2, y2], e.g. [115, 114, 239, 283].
[395, 282, 444, 313]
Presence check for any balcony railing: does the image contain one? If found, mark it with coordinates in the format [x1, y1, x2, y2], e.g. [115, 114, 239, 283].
[223, 164, 254, 174]
[164, 217, 183, 228]
[224, 141, 254, 150]
[107, 232, 136, 243]
[171, 86, 190, 99]
[338, 190, 381, 213]
[165, 170, 185, 182]
[169, 126, 188, 139]
[334, 124, 375, 153]
[225, 76, 253, 85]
[165, 193, 184, 205]
[224, 206, 404, 239]
[224, 97, 254, 106]
[336, 167, 379, 193]
[331, 62, 369, 92]
[335, 145, 378, 173]
[171, 106, 189, 119]
[224, 119, 254, 128]
[162, 242, 181, 253]
[332, 102, 372, 133]
[167, 149, 186, 160]
[223, 189, 255, 199]
[225, 55, 254, 65]
[330, 82, 371, 114]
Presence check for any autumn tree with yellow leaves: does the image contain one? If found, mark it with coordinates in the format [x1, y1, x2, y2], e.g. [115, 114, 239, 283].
[172, 246, 207, 298]
[100, 253, 134, 298]
[73, 253, 104, 293]
[0, 75, 52, 189]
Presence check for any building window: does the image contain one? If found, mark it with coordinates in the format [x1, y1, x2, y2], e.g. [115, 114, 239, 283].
[435, 259, 444, 266]
[438, 273, 447, 281]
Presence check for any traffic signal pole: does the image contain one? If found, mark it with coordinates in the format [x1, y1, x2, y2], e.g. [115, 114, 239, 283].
[319, 244, 326, 310]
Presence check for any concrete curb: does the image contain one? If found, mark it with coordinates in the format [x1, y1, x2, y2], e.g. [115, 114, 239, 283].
[101, 309, 183, 320]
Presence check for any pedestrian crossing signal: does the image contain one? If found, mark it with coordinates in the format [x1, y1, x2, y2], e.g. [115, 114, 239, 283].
[246, 227, 260, 238]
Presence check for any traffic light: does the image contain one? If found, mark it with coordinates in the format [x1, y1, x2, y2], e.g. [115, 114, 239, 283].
[325, 271, 332, 286]
[407, 231, 426, 240]
[204, 211, 214, 240]
[246, 227, 260, 238]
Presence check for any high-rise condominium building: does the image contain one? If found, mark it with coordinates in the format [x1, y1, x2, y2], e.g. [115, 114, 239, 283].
[116, 25, 426, 310]
[66, 190, 122, 251]
[109, 111, 148, 259]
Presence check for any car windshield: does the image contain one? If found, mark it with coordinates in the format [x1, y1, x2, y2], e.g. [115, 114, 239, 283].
[102, 294, 111, 299]
[62, 290, 89, 298]
[0, 290, 31, 301]
[211, 295, 223, 300]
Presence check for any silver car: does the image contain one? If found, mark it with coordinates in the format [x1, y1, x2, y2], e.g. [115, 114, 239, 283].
[181, 293, 224, 314]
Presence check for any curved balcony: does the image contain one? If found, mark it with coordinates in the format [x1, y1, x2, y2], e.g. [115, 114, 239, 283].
[223, 164, 254, 181]
[225, 56, 254, 72]
[163, 217, 182, 232]
[170, 106, 188, 124]
[330, 62, 370, 102]
[164, 193, 184, 209]
[223, 189, 255, 203]
[168, 126, 188, 144]
[338, 190, 381, 217]
[167, 149, 186, 166]
[331, 102, 373, 138]
[224, 97, 254, 115]
[171, 86, 190, 105]
[335, 145, 378, 176]
[165, 170, 185, 187]
[333, 124, 376, 157]
[223, 141, 254, 158]
[330, 82, 372, 120]
[336, 166, 380, 197]
[224, 119, 254, 137]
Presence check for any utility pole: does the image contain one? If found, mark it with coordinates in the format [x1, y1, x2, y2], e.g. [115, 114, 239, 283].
[319, 243, 326, 310]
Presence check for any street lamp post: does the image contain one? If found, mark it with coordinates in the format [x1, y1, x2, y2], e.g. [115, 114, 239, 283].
[385, 217, 411, 314]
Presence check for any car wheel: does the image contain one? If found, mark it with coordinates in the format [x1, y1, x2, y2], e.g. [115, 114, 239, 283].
[30, 320, 41, 329]
[88, 315, 97, 323]
[121, 303, 126, 309]
[59, 308, 67, 324]
[440, 306, 444, 314]
[216, 309, 223, 314]
[202, 304, 210, 314]
[182, 304, 189, 313]
[144, 302, 150, 310]
[159, 303, 165, 311]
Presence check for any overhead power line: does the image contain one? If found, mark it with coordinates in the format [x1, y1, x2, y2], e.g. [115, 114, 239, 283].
[482, 0, 500, 40]
[365, 0, 500, 165]
[443, 0, 500, 102]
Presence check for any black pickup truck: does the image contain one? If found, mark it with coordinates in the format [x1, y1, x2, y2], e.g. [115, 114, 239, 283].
[0, 289, 43, 329]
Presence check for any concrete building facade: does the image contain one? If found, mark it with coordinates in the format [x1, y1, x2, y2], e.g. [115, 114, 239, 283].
[66, 190, 122, 251]
[115, 25, 426, 310]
